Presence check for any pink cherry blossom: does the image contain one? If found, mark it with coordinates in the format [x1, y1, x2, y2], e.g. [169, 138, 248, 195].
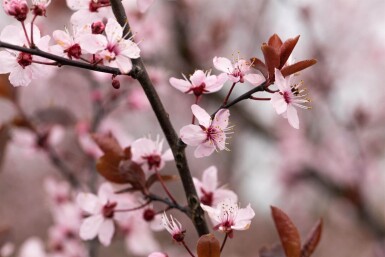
[31, 0, 51, 16]
[180, 104, 232, 158]
[137, 0, 154, 13]
[0, 24, 54, 87]
[18, 238, 47, 257]
[52, 27, 107, 59]
[161, 213, 185, 242]
[131, 136, 174, 173]
[2, 0, 28, 21]
[201, 198, 255, 237]
[270, 69, 311, 129]
[169, 70, 227, 96]
[76, 182, 130, 246]
[193, 166, 237, 207]
[98, 18, 141, 74]
[66, 0, 114, 26]
[213, 56, 265, 85]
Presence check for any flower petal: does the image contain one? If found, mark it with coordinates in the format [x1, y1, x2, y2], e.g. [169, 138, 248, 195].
[120, 40, 141, 59]
[270, 93, 287, 114]
[105, 18, 123, 44]
[79, 215, 104, 240]
[76, 193, 102, 214]
[98, 219, 115, 246]
[213, 57, 233, 73]
[169, 77, 191, 93]
[212, 108, 230, 129]
[78, 34, 107, 54]
[194, 143, 215, 158]
[190, 70, 205, 86]
[202, 166, 218, 192]
[191, 104, 211, 128]
[274, 68, 290, 92]
[244, 73, 265, 86]
[115, 55, 133, 74]
[180, 124, 206, 146]
[286, 104, 299, 129]
[0, 51, 16, 74]
[213, 189, 238, 206]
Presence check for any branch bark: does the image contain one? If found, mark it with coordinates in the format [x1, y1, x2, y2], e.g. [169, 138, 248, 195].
[109, 0, 209, 236]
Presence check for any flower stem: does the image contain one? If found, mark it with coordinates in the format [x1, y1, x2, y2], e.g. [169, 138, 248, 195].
[30, 14, 38, 48]
[21, 21, 31, 47]
[182, 240, 196, 257]
[155, 170, 178, 205]
[220, 233, 229, 253]
[223, 82, 237, 105]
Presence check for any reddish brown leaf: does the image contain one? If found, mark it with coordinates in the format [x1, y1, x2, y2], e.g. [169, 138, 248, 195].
[279, 35, 300, 68]
[280, 59, 317, 77]
[96, 153, 124, 184]
[146, 174, 179, 188]
[118, 159, 146, 190]
[197, 234, 221, 257]
[301, 219, 323, 257]
[268, 34, 283, 51]
[92, 133, 123, 157]
[271, 206, 301, 257]
[261, 44, 280, 80]
[250, 57, 268, 78]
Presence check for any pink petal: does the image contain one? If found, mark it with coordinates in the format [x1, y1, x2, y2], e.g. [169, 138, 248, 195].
[202, 166, 218, 192]
[137, 0, 155, 13]
[66, 0, 88, 10]
[190, 70, 206, 86]
[213, 57, 233, 73]
[162, 148, 174, 161]
[131, 138, 155, 163]
[79, 215, 104, 240]
[76, 193, 102, 214]
[287, 104, 299, 129]
[53, 30, 72, 48]
[97, 182, 114, 204]
[0, 51, 16, 74]
[115, 55, 133, 74]
[180, 124, 206, 146]
[236, 204, 255, 222]
[98, 219, 115, 246]
[169, 77, 191, 93]
[105, 18, 123, 44]
[270, 93, 287, 114]
[194, 143, 215, 158]
[9, 66, 32, 87]
[213, 189, 238, 206]
[231, 220, 251, 231]
[120, 40, 141, 59]
[191, 104, 211, 128]
[212, 108, 230, 129]
[78, 34, 107, 54]
[205, 73, 227, 93]
[274, 68, 290, 92]
[244, 73, 265, 86]
[236, 59, 250, 73]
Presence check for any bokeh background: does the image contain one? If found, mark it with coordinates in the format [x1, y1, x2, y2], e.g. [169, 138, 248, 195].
[1, 0, 385, 256]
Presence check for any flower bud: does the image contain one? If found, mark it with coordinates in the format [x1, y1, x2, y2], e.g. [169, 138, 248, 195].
[143, 208, 156, 222]
[91, 21, 105, 34]
[112, 79, 120, 89]
[2, 0, 29, 22]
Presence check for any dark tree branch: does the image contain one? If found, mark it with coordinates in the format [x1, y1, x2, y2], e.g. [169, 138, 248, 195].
[109, 0, 209, 236]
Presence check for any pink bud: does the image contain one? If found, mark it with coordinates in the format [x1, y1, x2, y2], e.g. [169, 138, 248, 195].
[2, 0, 29, 22]
[91, 21, 105, 34]
[112, 79, 120, 89]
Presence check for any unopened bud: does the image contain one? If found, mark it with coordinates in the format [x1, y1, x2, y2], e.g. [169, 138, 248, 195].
[143, 208, 156, 222]
[91, 21, 105, 34]
[2, 0, 29, 22]
[112, 79, 120, 89]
